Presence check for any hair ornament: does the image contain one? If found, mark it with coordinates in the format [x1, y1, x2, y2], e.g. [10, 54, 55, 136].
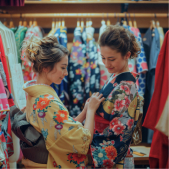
[28, 49, 37, 55]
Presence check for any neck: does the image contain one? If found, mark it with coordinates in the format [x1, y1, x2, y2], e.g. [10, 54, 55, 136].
[115, 64, 130, 76]
[36, 73, 51, 86]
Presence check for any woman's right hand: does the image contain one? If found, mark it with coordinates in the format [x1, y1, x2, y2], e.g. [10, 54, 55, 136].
[88, 92, 105, 113]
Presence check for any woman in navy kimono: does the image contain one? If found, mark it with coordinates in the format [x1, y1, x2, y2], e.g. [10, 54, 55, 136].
[90, 25, 141, 168]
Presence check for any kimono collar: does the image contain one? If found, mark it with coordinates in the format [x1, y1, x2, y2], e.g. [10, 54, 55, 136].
[23, 80, 58, 98]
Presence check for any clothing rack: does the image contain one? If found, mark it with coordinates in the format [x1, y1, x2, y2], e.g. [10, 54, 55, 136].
[0, 13, 168, 18]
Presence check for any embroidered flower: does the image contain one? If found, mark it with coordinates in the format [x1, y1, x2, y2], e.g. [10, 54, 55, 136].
[111, 140, 115, 145]
[120, 85, 130, 95]
[71, 153, 86, 164]
[103, 159, 115, 168]
[93, 147, 108, 163]
[110, 118, 120, 129]
[38, 111, 46, 118]
[68, 153, 73, 161]
[53, 161, 57, 167]
[113, 82, 118, 87]
[127, 119, 134, 129]
[124, 96, 131, 108]
[55, 124, 63, 130]
[105, 146, 117, 160]
[81, 135, 90, 142]
[112, 123, 126, 135]
[33, 104, 37, 110]
[114, 99, 125, 112]
[37, 97, 50, 110]
[41, 128, 48, 141]
[55, 110, 68, 123]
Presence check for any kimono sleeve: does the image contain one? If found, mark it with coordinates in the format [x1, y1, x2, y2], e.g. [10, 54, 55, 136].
[33, 96, 91, 155]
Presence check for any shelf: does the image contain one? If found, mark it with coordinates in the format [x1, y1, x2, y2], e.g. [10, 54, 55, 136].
[1, 13, 168, 18]
[25, 0, 169, 4]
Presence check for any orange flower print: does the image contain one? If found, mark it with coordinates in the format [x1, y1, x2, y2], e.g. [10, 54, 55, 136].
[71, 153, 86, 164]
[76, 69, 82, 75]
[105, 146, 117, 160]
[36, 97, 50, 110]
[55, 110, 68, 123]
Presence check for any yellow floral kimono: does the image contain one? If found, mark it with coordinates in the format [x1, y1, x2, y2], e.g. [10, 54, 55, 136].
[22, 80, 91, 168]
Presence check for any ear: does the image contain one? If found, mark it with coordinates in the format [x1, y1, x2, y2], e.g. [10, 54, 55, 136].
[42, 67, 49, 73]
[125, 51, 131, 60]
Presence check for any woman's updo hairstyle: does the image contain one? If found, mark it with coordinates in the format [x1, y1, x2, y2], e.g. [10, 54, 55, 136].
[23, 35, 69, 73]
[99, 25, 141, 58]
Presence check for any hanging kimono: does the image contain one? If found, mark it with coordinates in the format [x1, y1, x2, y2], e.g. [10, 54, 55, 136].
[142, 28, 160, 143]
[69, 27, 86, 117]
[21, 26, 43, 82]
[90, 72, 139, 168]
[130, 27, 148, 97]
[15, 26, 27, 63]
[22, 80, 91, 168]
[86, 37, 100, 97]
[143, 31, 169, 168]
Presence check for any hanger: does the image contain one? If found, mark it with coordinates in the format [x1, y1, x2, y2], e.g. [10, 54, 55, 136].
[23, 18, 27, 27]
[81, 18, 84, 28]
[61, 18, 65, 28]
[19, 13, 22, 26]
[128, 13, 133, 27]
[133, 13, 137, 28]
[29, 18, 32, 27]
[89, 18, 92, 27]
[33, 18, 38, 27]
[123, 13, 127, 26]
[155, 14, 160, 28]
[107, 13, 111, 26]
[52, 18, 55, 30]
[150, 14, 156, 30]
[58, 19, 61, 28]
[55, 19, 58, 30]
[77, 18, 80, 28]
[9, 15, 14, 28]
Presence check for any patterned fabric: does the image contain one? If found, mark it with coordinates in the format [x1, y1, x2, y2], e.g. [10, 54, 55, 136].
[0, 35, 14, 107]
[91, 72, 139, 168]
[0, 74, 9, 112]
[22, 80, 91, 168]
[123, 26, 148, 97]
[86, 38, 100, 98]
[52, 27, 69, 108]
[69, 27, 86, 117]
[15, 26, 27, 63]
[21, 26, 43, 82]
[10, 27, 17, 34]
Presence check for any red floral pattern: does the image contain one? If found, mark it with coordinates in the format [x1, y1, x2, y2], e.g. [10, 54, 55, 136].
[112, 123, 125, 135]
[127, 119, 134, 129]
[103, 159, 114, 168]
[37, 97, 50, 110]
[120, 85, 130, 95]
[114, 99, 125, 111]
[105, 146, 117, 160]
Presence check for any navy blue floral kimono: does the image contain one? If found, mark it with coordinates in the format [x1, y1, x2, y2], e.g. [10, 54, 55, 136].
[69, 27, 86, 117]
[91, 72, 140, 168]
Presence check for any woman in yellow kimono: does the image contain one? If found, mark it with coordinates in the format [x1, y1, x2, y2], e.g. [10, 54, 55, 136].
[19, 35, 105, 168]
[90, 25, 141, 168]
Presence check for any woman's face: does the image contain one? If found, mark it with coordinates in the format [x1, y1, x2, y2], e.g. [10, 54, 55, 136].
[100, 46, 130, 75]
[44, 55, 68, 85]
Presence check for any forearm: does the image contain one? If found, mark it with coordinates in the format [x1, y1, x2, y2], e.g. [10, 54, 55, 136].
[74, 109, 86, 123]
[84, 110, 95, 144]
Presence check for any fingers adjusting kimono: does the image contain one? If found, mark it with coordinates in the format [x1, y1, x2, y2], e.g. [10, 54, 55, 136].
[91, 72, 139, 168]
[23, 81, 91, 168]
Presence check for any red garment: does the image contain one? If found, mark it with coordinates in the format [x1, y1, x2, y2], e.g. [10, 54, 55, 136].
[0, 0, 24, 6]
[0, 35, 14, 107]
[142, 31, 169, 168]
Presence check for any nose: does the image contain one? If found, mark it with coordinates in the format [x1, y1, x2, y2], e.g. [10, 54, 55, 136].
[64, 69, 68, 76]
[104, 59, 110, 68]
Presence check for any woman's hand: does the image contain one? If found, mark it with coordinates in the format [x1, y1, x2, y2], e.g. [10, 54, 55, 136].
[88, 92, 105, 113]
[21, 106, 26, 112]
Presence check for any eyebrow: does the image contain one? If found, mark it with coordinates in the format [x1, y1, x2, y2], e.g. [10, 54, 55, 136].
[61, 64, 68, 66]
[101, 55, 115, 58]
